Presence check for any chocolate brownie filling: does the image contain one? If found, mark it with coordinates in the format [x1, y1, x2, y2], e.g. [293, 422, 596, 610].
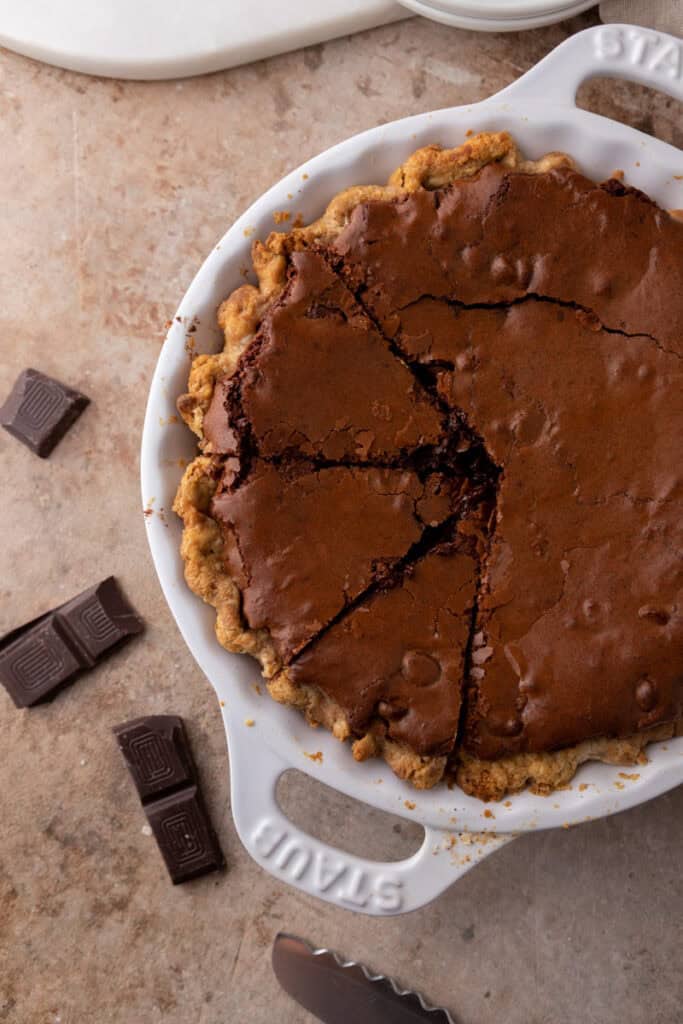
[191, 158, 682, 774]
[324, 165, 682, 762]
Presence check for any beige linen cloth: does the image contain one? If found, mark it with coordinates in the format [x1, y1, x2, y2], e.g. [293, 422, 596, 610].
[600, 0, 683, 36]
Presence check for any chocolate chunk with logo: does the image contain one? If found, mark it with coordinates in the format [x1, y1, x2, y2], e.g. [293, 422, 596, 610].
[1, 368, 89, 457]
[113, 715, 196, 802]
[114, 715, 224, 884]
[0, 578, 143, 707]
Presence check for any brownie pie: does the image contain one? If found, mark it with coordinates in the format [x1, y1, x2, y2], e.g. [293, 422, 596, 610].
[174, 132, 682, 799]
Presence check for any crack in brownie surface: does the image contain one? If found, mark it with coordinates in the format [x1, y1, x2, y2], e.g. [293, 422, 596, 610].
[174, 132, 682, 795]
[331, 163, 683, 350]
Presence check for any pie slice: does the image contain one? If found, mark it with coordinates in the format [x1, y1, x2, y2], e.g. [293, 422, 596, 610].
[202, 250, 446, 462]
[280, 537, 479, 781]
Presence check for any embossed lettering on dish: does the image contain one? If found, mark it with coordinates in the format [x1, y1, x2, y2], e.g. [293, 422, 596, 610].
[274, 839, 311, 880]
[251, 817, 403, 910]
[594, 27, 682, 79]
[252, 818, 286, 858]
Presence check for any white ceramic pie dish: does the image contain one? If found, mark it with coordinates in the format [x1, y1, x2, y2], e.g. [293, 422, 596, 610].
[141, 24, 683, 915]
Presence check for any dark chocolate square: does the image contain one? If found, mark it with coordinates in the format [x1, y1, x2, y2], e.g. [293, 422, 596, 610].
[144, 786, 225, 884]
[113, 716, 195, 803]
[0, 616, 81, 707]
[0, 578, 143, 708]
[58, 577, 144, 661]
[1, 368, 89, 457]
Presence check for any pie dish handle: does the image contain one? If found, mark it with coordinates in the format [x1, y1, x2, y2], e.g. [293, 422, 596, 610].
[497, 23, 683, 106]
[226, 720, 512, 916]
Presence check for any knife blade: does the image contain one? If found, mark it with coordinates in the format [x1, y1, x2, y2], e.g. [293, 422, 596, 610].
[272, 932, 456, 1024]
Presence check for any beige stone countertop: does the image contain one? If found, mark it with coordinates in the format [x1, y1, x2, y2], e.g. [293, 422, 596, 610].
[1, 9, 682, 1024]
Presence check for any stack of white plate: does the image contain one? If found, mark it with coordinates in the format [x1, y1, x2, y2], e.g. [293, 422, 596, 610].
[398, 0, 598, 31]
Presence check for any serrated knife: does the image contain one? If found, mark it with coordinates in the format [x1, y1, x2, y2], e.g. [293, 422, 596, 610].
[272, 933, 455, 1023]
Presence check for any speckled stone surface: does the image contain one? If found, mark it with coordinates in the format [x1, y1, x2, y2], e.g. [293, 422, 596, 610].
[1, 10, 682, 1024]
